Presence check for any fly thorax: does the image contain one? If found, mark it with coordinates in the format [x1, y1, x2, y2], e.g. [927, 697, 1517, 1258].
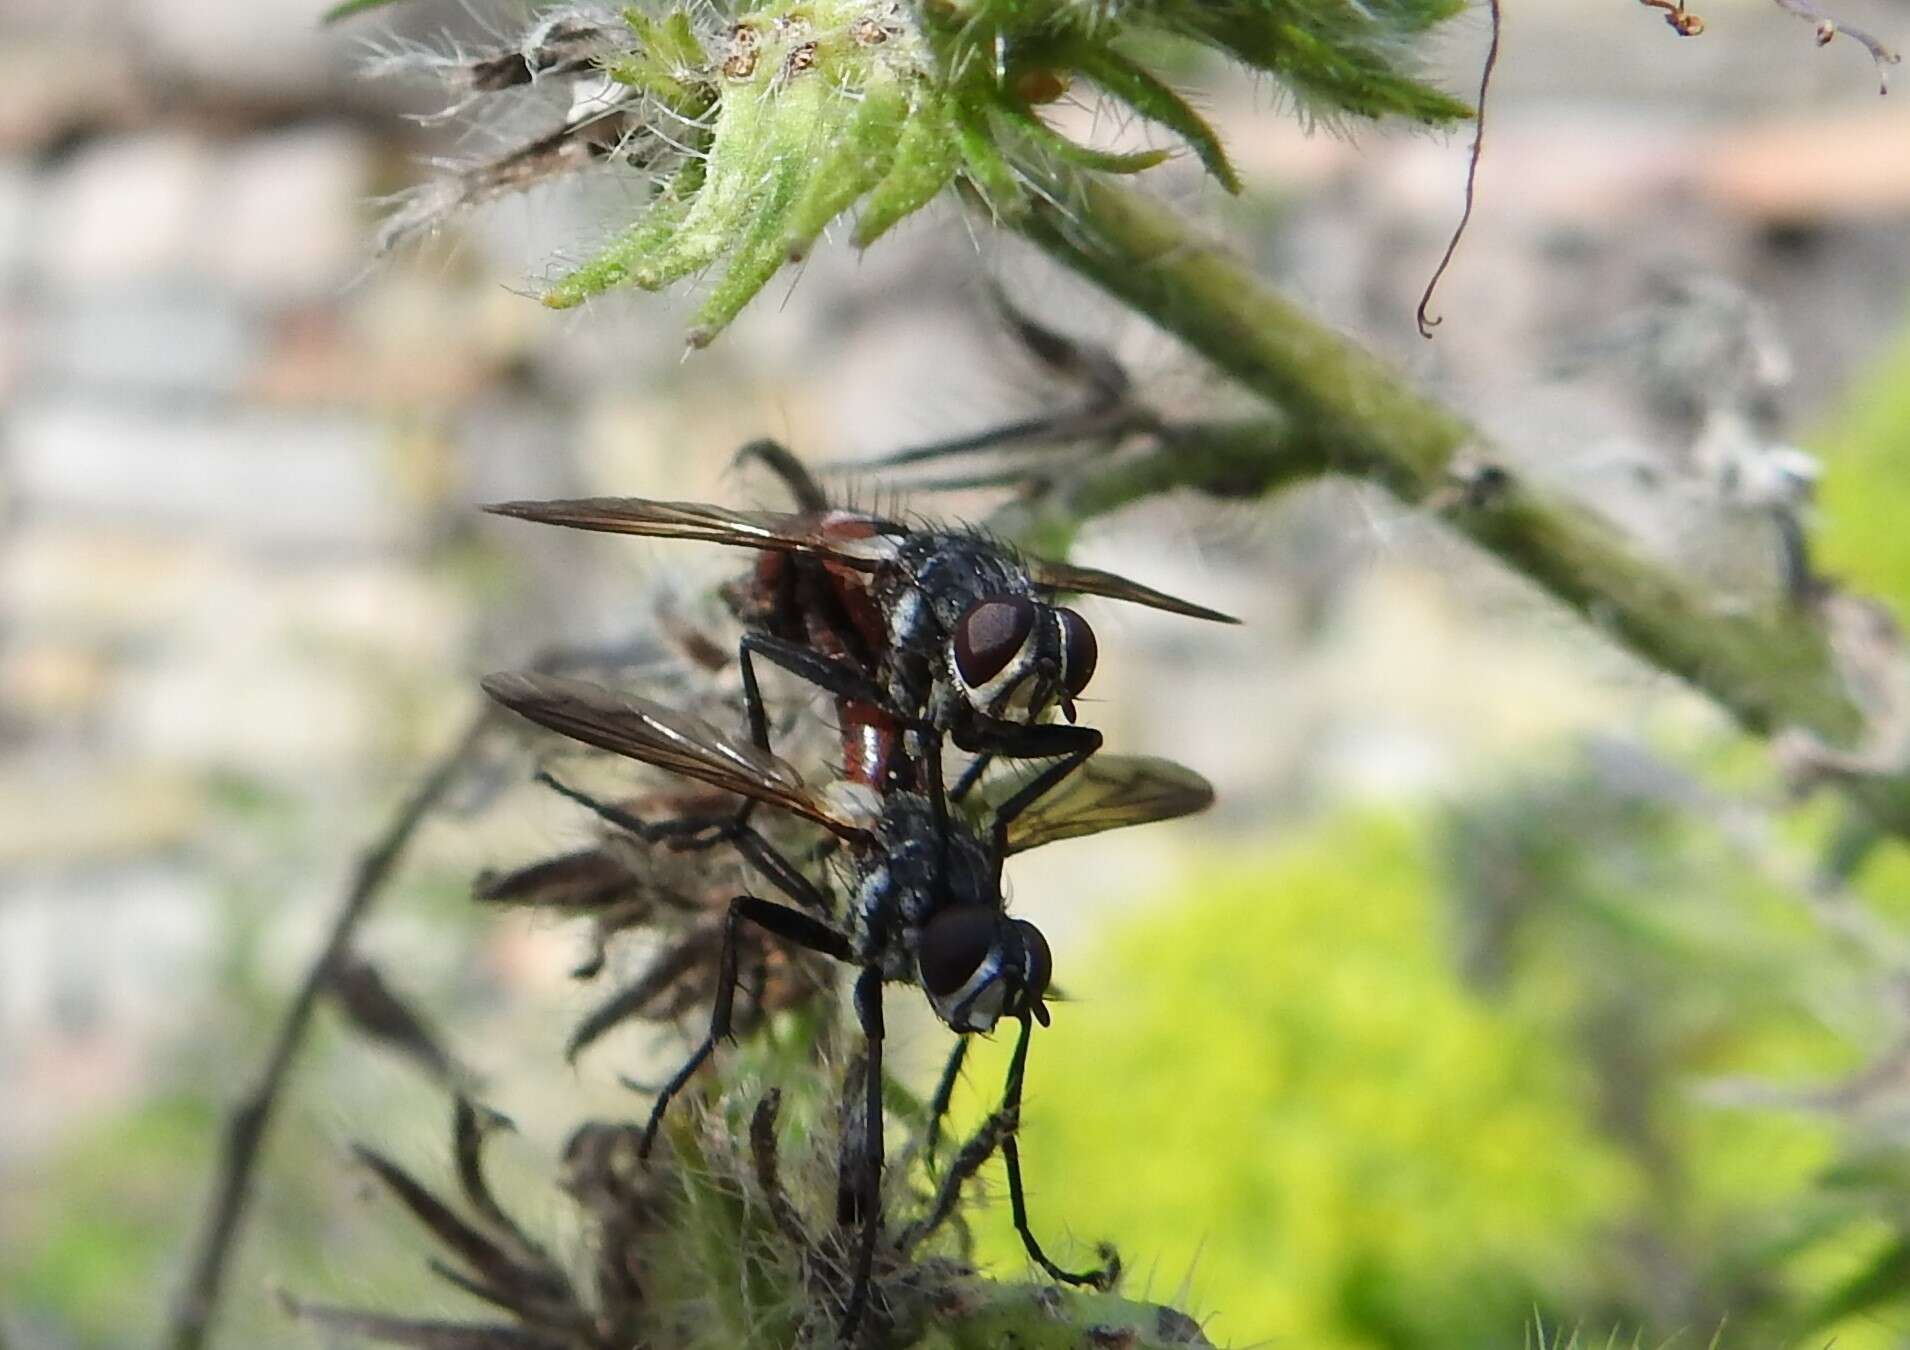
[851, 861, 897, 960]
[882, 586, 930, 655]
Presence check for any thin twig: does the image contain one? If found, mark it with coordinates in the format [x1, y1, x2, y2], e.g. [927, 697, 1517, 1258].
[1773, 0, 1900, 93]
[163, 706, 494, 1350]
[1418, 0, 1500, 337]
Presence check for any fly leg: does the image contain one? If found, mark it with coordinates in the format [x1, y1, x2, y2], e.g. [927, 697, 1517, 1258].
[536, 771, 833, 915]
[730, 437, 830, 512]
[839, 967, 887, 1344]
[637, 897, 854, 1158]
[955, 719, 1103, 818]
[999, 1011, 1120, 1290]
[736, 632, 902, 750]
[923, 1035, 969, 1173]
[969, 723, 1105, 887]
[949, 752, 992, 803]
[736, 630, 944, 816]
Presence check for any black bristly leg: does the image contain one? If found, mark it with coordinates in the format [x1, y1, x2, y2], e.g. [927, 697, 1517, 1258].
[985, 727, 1105, 888]
[924, 1036, 970, 1174]
[999, 1011, 1119, 1290]
[534, 771, 738, 846]
[955, 719, 1104, 848]
[637, 896, 854, 1159]
[955, 717, 1102, 773]
[739, 632, 896, 724]
[735, 634, 777, 759]
[923, 727, 952, 864]
[536, 771, 832, 914]
[724, 819, 834, 916]
[949, 752, 993, 803]
[840, 967, 887, 1344]
[738, 629, 941, 819]
[991, 729, 1101, 830]
[731, 629, 895, 842]
[730, 437, 830, 512]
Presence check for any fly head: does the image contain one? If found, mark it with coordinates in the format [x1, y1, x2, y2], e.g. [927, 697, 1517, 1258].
[916, 907, 1053, 1033]
[949, 594, 1097, 724]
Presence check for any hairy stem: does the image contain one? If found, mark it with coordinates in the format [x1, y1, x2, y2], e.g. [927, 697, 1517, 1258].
[1001, 162, 1910, 833]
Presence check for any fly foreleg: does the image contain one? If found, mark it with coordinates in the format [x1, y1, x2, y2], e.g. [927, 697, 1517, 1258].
[999, 1010, 1120, 1291]
[923, 1035, 970, 1174]
[956, 720, 1104, 838]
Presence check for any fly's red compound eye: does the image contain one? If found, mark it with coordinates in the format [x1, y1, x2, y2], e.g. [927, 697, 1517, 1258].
[1056, 608, 1097, 698]
[917, 907, 999, 999]
[953, 594, 1037, 691]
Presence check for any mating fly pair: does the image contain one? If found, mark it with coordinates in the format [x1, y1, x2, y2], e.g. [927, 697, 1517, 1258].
[483, 445, 1231, 1338]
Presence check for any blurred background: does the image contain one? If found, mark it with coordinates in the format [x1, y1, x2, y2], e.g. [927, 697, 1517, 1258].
[9, 0, 1910, 1345]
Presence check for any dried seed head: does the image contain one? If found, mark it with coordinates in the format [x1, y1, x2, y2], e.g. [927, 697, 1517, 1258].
[786, 40, 820, 75]
[724, 23, 761, 79]
[1013, 66, 1070, 104]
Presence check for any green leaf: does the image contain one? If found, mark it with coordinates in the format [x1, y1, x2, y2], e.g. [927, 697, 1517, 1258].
[853, 95, 963, 247]
[542, 160, 708, 308]
[782, 77, 911, 260]
[953, 103, 1027, 216]
[608, 7, 713, 110]
[993, 100, 1173, 177]
[1066, 42, 1241, 192]
[688, 79, 831, 345]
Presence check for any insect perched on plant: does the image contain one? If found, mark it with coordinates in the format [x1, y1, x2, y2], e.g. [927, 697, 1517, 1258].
[485, 441, 1236, 828]
[480, 670, 1215, 1340]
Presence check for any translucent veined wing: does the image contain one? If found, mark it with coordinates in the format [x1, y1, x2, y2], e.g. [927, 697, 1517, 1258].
[1025, 557, 1238, 624]
[485, 497, 900, 569]
[482, 673, 872, 840]
[983, 753, 1215, 856]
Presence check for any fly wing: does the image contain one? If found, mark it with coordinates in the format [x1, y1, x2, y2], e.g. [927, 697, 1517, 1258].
[485, 497, 895, 569]
[988, 753, 1215, 855]
[1025, 557, 1238, 624]
[482, 672, 868, 839]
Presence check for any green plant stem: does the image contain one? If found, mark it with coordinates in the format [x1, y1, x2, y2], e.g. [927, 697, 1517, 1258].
[912, 1284, 1211, 1347]
[1001, 162, 1910, 835]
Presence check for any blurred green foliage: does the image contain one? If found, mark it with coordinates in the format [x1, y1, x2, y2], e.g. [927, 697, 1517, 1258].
[6, 1096, 216, 1345]
[1814, 322, 1910, 615]
[954, 781, 1910, 1348]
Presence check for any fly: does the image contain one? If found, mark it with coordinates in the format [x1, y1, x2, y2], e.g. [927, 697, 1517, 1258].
[484, 441, 1235, 820]
[480, 670, 1214, 1339]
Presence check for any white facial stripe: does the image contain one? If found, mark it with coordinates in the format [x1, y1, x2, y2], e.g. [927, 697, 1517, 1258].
[956, 627, 1046, 723]
[930, 945, 1007, 1031]
[1057, 625, 1082, 692]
